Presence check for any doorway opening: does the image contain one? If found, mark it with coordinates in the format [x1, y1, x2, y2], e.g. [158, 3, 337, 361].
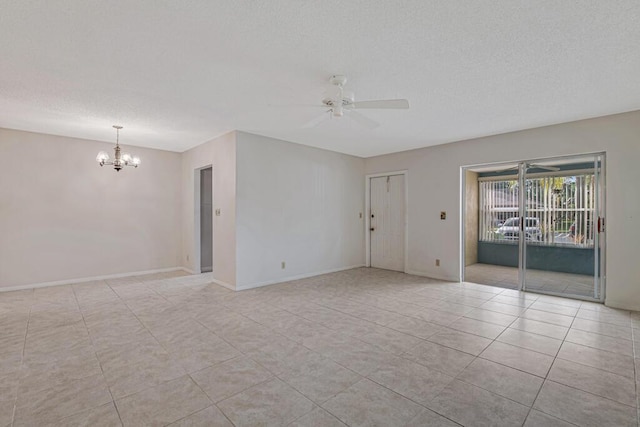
[366, 171, 407, 272]
[462, 154, 606, 302]
[198, 167, 213, 273]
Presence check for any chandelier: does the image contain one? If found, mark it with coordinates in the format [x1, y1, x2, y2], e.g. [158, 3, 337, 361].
[96, 125, 140, 171]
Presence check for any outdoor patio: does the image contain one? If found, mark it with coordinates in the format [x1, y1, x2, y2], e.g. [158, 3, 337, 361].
[465, 263, 596, 299]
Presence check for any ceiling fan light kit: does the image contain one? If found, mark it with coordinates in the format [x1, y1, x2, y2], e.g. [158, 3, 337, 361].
[96, 125, 141, 172]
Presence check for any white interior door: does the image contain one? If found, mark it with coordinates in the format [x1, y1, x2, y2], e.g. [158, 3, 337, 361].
[370, 175, 405, 272]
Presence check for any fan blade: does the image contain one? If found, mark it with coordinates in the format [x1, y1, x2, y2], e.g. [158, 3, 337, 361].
[268, 103, 325, 108]
[351, 99, 409, 109]
[348, 111, 379, 129]
[492, 163, 561, 174]
[494, 166, 519, 173]
[302, 112, 330, 128]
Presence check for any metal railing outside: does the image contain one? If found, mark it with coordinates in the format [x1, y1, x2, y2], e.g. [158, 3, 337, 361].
[479, 173, 595, 247]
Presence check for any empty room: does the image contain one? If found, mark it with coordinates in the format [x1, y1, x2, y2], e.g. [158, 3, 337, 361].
[1, 1, 639, 426]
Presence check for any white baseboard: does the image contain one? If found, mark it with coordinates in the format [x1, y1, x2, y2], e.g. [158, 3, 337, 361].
[604, 298, 640, 312]
[236, 264, 366, 291]
[211, 278, 235, 291]
[405, 269, 458, 283]
[0, 267, 191, 293]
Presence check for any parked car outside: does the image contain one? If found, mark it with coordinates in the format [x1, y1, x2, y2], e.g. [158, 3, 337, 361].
[496, 217, 542, 241]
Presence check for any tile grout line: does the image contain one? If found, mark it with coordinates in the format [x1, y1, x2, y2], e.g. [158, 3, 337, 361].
[427, 289, 635, 424]
[101, 277, 169, 425]
[484, 293, 637, 360]
[10, 288, 34, 427]
[204, 288, 453, 424]
[71, 282, 125, 427]
[103, 275, 239, 423]
[360, 374, 464, 425]
[182, 375, 236, 427]
[518, 300, 579, 426]
[344, 285, 539, 422]
[321, 376, 463, 427]
[3, 270, 637, 426]
[3, 274, 188, 426]
[434, 289, 538, 417]
[113, 276, 308, 425]
[524, 303, 637, 423]
[285, 406, 347, 427]
[234, 300, 372, 390]
[12, 286, 114, 425]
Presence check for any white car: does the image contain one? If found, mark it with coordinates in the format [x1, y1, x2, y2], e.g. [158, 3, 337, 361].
[496, 217, 542, 241]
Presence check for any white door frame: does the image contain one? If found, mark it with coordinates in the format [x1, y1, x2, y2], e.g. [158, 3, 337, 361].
[365, 170, 409, 272]
[194, 165, 213, 274]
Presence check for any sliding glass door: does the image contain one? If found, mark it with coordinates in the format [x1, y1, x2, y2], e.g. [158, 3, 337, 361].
[521, 155, 605, 300]
[470, 153, 605, 301]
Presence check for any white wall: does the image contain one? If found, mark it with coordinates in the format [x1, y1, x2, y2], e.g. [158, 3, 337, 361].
[0, 128, 182, 289]
[235, 132, 365, 290]
[180, 131, 237, 287]
[6, 112, 637, 310]
[365, 110, 640, 310]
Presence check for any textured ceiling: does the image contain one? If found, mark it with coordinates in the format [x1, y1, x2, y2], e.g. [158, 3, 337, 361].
[1, 1, 639, 157]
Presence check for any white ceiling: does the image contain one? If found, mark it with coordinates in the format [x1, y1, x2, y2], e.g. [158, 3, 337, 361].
[1, 1, 639, 157]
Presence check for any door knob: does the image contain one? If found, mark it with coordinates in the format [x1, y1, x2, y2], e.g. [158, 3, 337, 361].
[370, 228, 375, 231]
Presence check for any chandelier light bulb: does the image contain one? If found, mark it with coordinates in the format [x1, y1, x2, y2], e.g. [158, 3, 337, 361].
[122, 153, 132, 163]
[132, 156, 141, 166]
[96, 151, 109, 164]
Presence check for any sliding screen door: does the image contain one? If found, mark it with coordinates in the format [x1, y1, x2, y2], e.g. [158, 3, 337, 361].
[522, 155, 605, 301]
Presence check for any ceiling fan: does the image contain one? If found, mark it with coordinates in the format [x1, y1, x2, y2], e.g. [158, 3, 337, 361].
[304, 75, 409, 129]
[495, 163, 561, 173]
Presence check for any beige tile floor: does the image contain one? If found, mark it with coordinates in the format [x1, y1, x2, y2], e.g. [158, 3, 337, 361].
[465, 263, 596, 298]
[0, 268, 638, 426]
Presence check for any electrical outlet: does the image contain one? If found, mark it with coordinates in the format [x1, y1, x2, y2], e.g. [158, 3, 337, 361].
[281, 261, 286, 269]
[215, 208, 221, 216]
[435, 259, 440, 267]
[440, 211, 446, 220]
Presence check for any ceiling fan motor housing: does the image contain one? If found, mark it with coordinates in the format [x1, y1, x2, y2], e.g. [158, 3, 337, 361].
[322, 96, 354, 107]
[324, 75, 354, 117]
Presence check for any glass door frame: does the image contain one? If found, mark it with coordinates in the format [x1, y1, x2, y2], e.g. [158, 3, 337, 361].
[462, 152, 606, 303]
